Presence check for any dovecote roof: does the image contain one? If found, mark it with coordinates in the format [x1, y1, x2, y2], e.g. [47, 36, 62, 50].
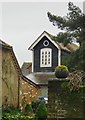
[28, 31, 79, 52]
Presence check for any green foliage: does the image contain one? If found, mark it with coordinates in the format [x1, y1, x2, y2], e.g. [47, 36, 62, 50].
[62, 43, 85, 71]
[24, 104, 33, 115]
[47, 2, 85, 71]
[57, 77, 85, 117]
[2, 113, 34, 120]
[2, 102, 48, 120]
[56, 32, 72, 46]
[55, 65, 69, 78]
[35, 101, 47, 120]
[2, 106, 20, 114]
[31, 100, 40, 113]
[59, 86, 85, 117]
[61, 81, 70, 89]
[47, 2, 84, 32]
[56, 65, 68, 70]
[2, 107, 34, 120]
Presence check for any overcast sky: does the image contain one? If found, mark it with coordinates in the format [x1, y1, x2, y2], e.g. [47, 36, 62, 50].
[1, 1, 83, 66]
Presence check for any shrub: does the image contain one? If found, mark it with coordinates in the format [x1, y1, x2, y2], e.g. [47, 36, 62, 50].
[2, 113, 35, 120]
[35, 101, 47, 120]
[2, 105, 20, 114]
[2, 106, 34, 120]
[31, 101, 40, 113]
[24, 104, 33, 115]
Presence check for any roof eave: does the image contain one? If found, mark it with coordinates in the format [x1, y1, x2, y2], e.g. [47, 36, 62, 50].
[22, 75, 40, 88]
[28, 31, 60, 51]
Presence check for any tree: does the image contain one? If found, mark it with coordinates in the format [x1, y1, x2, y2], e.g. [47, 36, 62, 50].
[47, 2, 85, 71]
[35, 101, 47, 120]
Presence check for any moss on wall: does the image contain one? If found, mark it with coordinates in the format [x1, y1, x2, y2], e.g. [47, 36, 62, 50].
[48, 79, 85, 119]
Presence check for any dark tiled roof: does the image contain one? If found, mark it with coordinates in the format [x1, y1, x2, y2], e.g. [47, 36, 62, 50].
[26, 72, 56, 85]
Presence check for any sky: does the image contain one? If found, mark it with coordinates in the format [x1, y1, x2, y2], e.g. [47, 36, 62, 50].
[0, 1, 83, 67]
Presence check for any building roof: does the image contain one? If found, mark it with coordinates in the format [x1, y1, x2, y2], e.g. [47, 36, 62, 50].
[0, 39, 12, 49]
[27, 31, 79, 86]
[21, 62, 32, 76]
[66, 43, 79, 52]
[1, 39, 38, 87]
[28, 31, 79, 52]
[26, 72, 56, 86]
[44, 31, 79, 52]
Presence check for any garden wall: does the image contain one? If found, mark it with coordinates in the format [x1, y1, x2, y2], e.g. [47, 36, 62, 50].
[48, 79, 85, 119]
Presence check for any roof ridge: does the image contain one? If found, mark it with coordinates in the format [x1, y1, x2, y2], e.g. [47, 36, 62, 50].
[44, 31, 79, 52]
[28, 30, 79, 52]
[0, 39, 12, 48]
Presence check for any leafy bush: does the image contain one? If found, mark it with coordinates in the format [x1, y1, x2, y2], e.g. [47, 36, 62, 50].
[24, 104, 33, 115]
[2, 106, 20, 115]
[2, 106, 34, 120]
[35, 101, 47, 120]
[2, 113, 34, 120]
[31, 101, 40, 113]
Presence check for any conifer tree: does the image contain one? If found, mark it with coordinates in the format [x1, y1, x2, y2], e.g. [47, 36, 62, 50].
[35, 101, 47, 120]
[47, 2, 85, 71]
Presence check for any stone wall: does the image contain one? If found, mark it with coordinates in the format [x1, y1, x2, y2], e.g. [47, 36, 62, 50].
[48, 78, 85, 119]
[2, 48, 19, 107]
[0, 45, 2, 119]
[19, 77, 40, 110]
[1, 46, 40, 109]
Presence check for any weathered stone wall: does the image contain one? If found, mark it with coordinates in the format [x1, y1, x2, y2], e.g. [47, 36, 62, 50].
[1, 47, 40, 109]
[48, 79, 85, 119]
[0, 46, 2, 119]
[19, 78, 40, 110]
[2, 48, 19, 107]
